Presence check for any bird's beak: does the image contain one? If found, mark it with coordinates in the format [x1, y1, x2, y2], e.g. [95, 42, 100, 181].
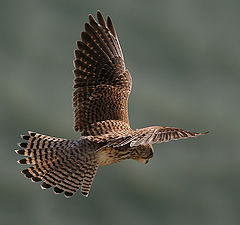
[145, 160, 149, 164]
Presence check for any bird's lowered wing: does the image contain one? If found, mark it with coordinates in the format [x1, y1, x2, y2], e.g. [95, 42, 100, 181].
[73, 11, 132, 136]
[103, 126, 209, 147]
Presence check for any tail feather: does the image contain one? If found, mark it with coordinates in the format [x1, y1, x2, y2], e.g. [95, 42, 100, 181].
[81, 165, 97, 197]
[55, 169, 83, 197]
[16, 131, 98, 197]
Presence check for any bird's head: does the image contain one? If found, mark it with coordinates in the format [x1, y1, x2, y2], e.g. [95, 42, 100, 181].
[131, 144, 154, 164]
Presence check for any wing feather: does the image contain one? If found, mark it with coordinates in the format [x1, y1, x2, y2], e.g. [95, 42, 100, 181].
[104, 126, 209, 147]
[73, 11, 131, 136]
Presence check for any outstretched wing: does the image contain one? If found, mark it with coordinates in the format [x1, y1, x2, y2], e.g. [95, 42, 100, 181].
[73, 11, 132, 136]
[104, 126, 209, 147]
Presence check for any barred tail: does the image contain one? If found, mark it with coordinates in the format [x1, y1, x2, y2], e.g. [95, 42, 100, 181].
[15, 131, 98, 197]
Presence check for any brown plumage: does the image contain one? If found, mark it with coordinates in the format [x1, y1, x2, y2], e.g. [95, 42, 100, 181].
[16, 11, 208, 198]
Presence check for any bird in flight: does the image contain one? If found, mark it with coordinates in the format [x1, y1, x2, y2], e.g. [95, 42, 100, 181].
[16, 11, 208, 198]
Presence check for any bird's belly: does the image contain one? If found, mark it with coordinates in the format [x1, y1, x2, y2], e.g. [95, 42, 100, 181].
[96, 147, 130, 166]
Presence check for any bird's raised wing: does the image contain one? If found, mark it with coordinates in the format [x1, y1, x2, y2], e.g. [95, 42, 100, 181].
[73, 11, 132, 136]
[103, 126, 209, 147]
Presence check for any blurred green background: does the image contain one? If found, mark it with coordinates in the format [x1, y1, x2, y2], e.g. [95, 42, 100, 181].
[1, 0, 240, 225]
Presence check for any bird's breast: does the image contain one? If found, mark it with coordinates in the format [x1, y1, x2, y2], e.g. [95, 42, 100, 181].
[96, 146, 131, 166]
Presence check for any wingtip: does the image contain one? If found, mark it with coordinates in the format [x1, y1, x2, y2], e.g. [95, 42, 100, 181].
[199, 131, 209, 135]
[97, 10, 106, 27]
[84, 22, 91, 30]
[88, 13, 95, 22]
[106, 15, 117, 37]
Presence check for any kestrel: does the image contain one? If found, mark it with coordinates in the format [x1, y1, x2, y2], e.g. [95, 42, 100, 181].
[16, 11, 208, 197]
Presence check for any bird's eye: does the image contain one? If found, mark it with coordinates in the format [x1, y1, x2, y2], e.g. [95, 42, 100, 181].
[145, 152, 153, 159]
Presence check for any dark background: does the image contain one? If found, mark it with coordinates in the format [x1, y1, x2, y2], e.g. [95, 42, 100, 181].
[1, 0, 240, 225]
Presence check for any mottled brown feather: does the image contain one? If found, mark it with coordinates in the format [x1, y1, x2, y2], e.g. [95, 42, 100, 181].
[73, 11, 130, 136]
